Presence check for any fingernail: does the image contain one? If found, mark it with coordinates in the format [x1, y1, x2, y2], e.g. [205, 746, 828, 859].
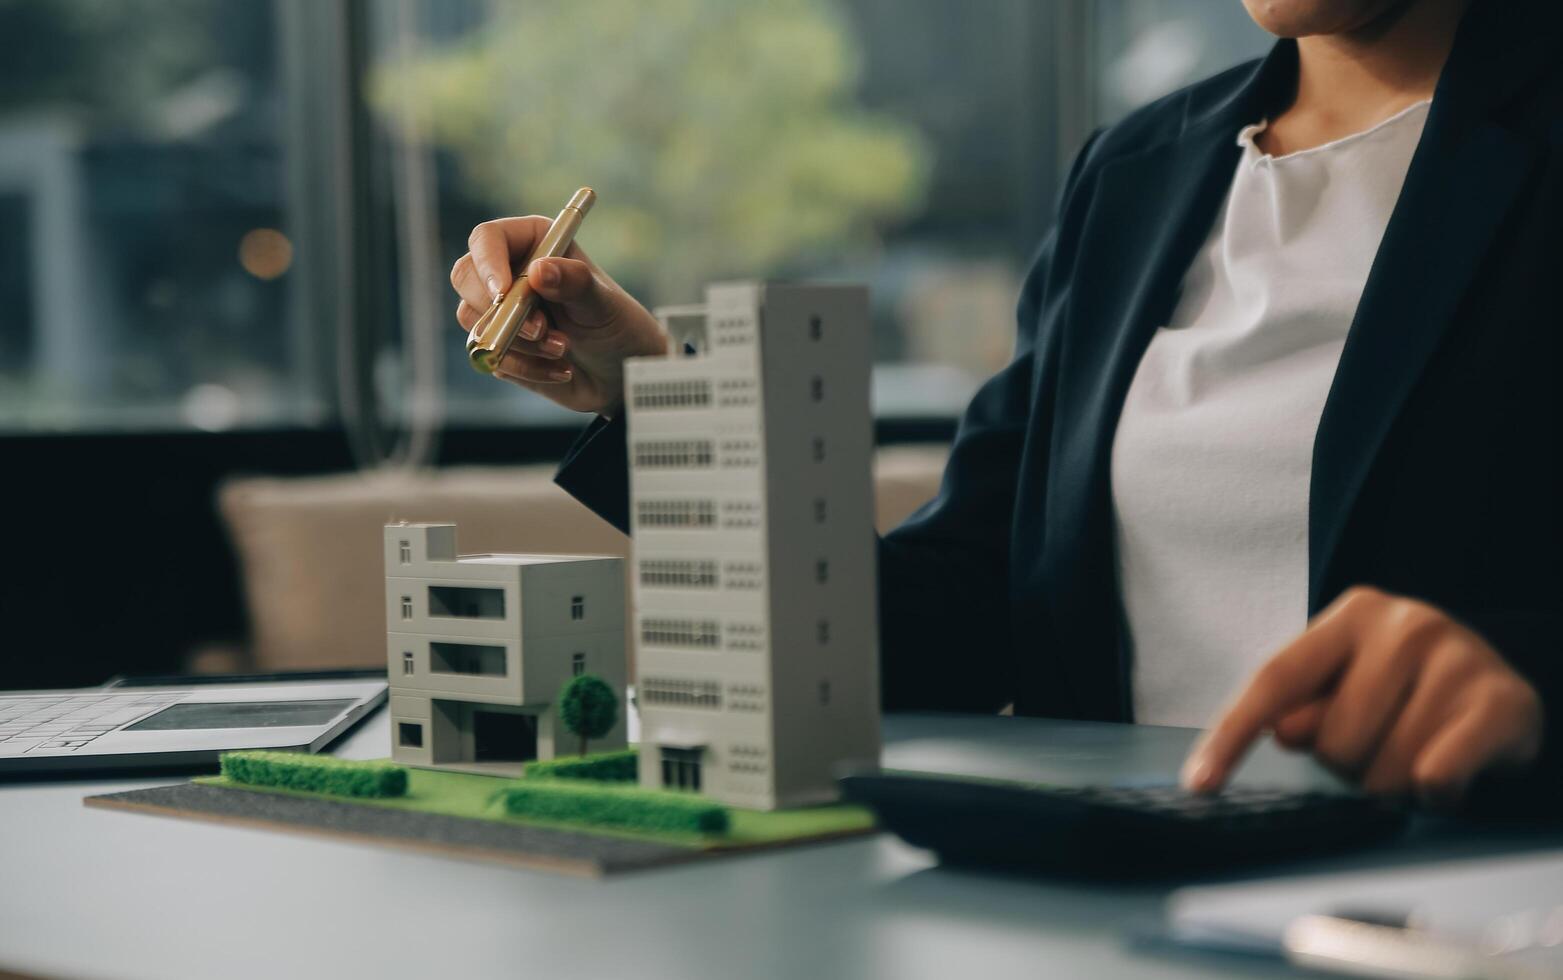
[548, 367, 573, 383]
[533, 260, 559, 287]
[522, 311, 547, 341]
[486, 275, 501, 299]
[541, 337, 567, 358]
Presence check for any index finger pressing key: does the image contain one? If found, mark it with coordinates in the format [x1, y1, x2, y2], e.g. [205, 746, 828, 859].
[1183, 604, 1359, 792]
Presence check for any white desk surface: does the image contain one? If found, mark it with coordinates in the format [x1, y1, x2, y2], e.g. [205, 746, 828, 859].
[1, 710, 1542, 980]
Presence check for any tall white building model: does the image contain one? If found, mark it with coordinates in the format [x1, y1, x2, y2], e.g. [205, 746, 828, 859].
[383, 523, 626, 775]
[625, 281, 881, 811]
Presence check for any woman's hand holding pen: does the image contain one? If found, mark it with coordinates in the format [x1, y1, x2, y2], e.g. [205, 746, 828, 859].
[451, 216, 667, 416]
[1183, 587, 1545, 807]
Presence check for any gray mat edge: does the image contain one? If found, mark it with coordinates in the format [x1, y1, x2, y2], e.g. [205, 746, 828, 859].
[85, 782, 702, 877]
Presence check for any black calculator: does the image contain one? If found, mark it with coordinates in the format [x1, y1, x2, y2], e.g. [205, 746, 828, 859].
[839, 769, 1409, 877]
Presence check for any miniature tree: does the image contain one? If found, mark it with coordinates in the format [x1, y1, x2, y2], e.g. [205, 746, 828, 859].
[559, 674, 618, 757]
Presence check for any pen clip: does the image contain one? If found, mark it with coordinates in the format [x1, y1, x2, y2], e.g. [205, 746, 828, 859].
[467, 295, 502, 349]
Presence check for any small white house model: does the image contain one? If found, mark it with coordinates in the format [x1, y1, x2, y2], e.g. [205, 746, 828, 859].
[624, 281, 882, 811]
[383, 523, 626, 775]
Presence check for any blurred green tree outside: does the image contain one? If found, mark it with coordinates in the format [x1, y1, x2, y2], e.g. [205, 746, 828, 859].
[372, 0, 930, 303]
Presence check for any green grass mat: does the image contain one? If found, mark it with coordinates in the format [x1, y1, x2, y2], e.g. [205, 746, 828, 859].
[193, 763, 873, 850]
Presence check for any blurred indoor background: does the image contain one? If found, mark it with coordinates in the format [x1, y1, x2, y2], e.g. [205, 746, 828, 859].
[0, 0, 1270, 689]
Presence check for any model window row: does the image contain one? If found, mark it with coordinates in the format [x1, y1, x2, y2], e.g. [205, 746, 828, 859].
[631, 378, 711, 410]
[632, 434, 828, 468]
[639, 559, 720, 588]
[640, 617, 723, 649]
[632, 370, 821, 408]
[630, 437, 764, 470]
[633, 438, 714, 469]
[641, 677, 722, 709]
[636, 499, 718, 527]
[397, 641, 505, 677]
[398, 647, 588, 679]
[397, 587, 587, 622]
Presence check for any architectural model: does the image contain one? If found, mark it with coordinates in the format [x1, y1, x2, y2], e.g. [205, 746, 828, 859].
[624, 281, 881, 811]
[383, 523, 626, 775]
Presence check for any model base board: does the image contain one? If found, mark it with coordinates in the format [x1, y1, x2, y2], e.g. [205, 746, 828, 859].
[83, 764, 875, 878]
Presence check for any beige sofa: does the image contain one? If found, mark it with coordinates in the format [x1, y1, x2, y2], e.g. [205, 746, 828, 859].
[218, 445, 948, 673]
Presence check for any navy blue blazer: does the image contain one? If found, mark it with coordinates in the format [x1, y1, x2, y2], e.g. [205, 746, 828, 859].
[558, 2, 1563, 805]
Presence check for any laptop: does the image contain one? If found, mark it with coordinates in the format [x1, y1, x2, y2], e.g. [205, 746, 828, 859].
[0, 676, 386, 775]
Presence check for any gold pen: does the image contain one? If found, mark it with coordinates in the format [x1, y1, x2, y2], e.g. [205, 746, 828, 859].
[466, 186, 596, 374]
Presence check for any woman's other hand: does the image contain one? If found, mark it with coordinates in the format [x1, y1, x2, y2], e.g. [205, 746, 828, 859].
[450, 216, 667, 416]
[1183, 587, 1544, 808]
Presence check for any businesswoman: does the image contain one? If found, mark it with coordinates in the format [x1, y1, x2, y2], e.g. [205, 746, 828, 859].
[449, 0, 1563, 810]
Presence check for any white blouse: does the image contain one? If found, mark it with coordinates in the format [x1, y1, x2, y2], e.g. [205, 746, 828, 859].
[1111, 99, 1431, 728]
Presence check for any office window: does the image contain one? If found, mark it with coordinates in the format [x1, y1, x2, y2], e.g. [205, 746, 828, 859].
[1092, 1, 1273, 126]
[0, 1, 1273, 434]
[813, 498, 827, 524]
[402, 651, 415, 675]
[570, 595, 584, 621]
[812, 437, 826, 462]
[427, 586, 504, 619]
[0, 0, 319, 433]
[572, 652, 585, 677]
[810, 376, 825, 402]
[429, 642, 507, 677]
[365, 1, 1065, 423]
[398, 722, 423, 748]
[819, 679, 832, 706]
[817, 619, 831, 645]
[364, 0, 1270, 423]
[816, 559, 830, 584]
[400, 595, 413, 619]
[398, 540, 411, 564]
[809, 315, 823, 341]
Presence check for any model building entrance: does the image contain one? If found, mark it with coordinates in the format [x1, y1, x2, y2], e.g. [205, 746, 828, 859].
[472, 709, 537, 763]
[429, 699, 541, 773]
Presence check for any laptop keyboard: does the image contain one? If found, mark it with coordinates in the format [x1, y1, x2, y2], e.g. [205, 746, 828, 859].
[0, 693, 184, 754]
